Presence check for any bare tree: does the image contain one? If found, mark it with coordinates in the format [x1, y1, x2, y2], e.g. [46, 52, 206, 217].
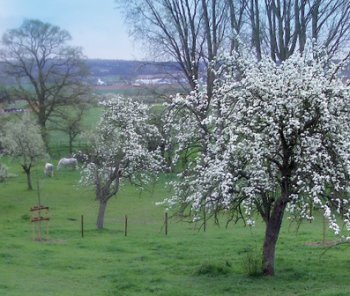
[200, 0, 230, 99]
[117, 0, 231, 101]
[0, 19, 89, 145]
[226, 0, 249, 52]
[51, 104, 88, 155]
[248, 0, 350, 62]
[117, 0, 202, 90]
[118, 0, 350, 73]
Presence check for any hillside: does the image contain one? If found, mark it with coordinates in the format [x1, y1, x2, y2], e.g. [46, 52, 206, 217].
[0, 58, 348, 89]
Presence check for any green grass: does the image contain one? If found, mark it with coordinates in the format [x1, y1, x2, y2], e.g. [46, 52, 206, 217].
[1, 160, 350, 296]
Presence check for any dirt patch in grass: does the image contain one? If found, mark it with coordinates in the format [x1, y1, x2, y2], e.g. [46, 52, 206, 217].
[33, 239, 67, 245]
[304, 240, 339, 247]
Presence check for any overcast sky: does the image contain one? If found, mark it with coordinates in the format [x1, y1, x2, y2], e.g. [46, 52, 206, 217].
[0, 0, 142, 60]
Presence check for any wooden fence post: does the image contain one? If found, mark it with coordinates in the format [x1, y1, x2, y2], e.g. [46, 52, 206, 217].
[81, 215, 84, 238]
[124, 215, 128, 237]
[165, 212, 168, 236]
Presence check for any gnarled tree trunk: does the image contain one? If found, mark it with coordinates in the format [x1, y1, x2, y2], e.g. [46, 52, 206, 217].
[262, 198, 287, 276]
[94, 168, 120, 230]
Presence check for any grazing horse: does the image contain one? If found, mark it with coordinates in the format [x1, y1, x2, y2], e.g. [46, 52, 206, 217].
[57, 158, 78, 170]
[44, 163, 54, 177]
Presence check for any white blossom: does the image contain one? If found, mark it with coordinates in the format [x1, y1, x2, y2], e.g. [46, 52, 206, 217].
[80, 96, 163, 228]
[1, 113, 46, 189]
[163, 47, 350, 237]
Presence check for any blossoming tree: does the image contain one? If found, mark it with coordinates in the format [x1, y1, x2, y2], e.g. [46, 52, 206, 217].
[162, 49, 350, 275]
[80, 96, 162, 229]
[1, 113, 46, 190]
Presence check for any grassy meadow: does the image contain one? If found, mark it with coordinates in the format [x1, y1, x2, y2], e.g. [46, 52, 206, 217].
[1, 105, 350, 296]
[1, 160, 350, 296]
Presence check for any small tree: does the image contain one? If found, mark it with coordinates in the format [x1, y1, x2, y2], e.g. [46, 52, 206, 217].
[2, 113, 46, 190]
[51, 104, 88, 154]
[162, 48, 350, 276]
[80, 96, 162, 229]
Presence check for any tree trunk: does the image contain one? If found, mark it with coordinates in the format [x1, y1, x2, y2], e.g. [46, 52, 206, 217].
[262, 198, 287, 276]
[69, 135, 73, 155]
[25, 169, 33, 190]
[96, 200, 108, 230]
[40, 123, 48, 149]
[38, 108, 49, 148]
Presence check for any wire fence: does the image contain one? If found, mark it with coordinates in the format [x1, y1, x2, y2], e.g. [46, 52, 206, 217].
[48, 142, 90, 158]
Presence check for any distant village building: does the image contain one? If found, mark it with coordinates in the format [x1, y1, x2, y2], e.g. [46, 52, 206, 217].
[97, 78, 106, 85]
[4, 107, 25, 113]
[133, 74, 186, 86]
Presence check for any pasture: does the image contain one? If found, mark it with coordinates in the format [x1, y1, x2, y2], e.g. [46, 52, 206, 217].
[1, 160, 350, 296]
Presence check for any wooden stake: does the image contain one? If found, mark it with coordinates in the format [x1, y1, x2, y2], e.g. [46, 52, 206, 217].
[165, 212, 168, 236]
[81, 215, 84, 238]
[46, 220, 49, 241]
[124, 215, 128, 237]
[36, 179, 41, 206]
[323, 215, 326, 245]
[38, 220, 42, 241]
[32, 222, 35, 241]
[37, 179, 41, 240]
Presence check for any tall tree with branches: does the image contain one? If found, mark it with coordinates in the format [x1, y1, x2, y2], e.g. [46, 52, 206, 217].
[0, 19, 89, 145]
[248, 0, 350, 62]
[118, 0, 350, 71]
[116, 0, 230, 102]
[162, 48, 350, 276]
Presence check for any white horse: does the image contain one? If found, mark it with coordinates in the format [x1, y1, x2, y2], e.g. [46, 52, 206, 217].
[44, 163, 54, 177]
[57, 158, 78, 170]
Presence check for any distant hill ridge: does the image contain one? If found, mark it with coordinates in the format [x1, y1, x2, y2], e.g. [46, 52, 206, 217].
[0, 58, 348, 86]
[86, 59, 182, 79]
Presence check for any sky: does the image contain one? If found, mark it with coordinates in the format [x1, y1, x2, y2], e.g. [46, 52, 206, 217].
[0, 0, 142, 60]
